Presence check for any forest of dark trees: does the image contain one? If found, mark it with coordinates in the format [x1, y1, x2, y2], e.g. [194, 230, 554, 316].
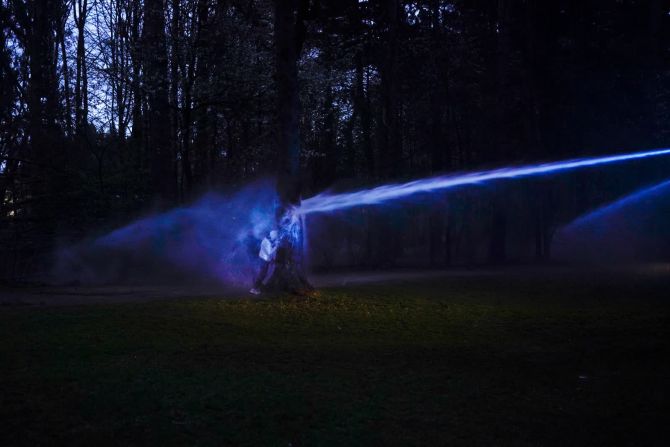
[2, 0, 670, 280]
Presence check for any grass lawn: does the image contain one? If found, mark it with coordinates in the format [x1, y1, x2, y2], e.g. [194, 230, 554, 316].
[2, 270, 670, 445]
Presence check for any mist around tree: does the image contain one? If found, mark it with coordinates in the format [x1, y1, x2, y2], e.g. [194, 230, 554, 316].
[2, 0, 670, 282]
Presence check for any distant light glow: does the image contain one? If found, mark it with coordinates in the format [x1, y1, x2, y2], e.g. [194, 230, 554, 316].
[299, 148, 670, 215]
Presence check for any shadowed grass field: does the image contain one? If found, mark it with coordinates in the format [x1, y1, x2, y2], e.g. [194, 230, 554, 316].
[2, 270, 670, 445]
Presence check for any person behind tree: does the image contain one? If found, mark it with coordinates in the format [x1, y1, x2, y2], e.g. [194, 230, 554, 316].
[249, 230, 278, 295]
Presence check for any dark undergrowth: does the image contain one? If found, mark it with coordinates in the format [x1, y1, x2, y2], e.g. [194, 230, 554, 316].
[1, 272, 670, 446]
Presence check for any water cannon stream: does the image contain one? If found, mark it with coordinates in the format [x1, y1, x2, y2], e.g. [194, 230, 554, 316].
[298, 147, 670, 215]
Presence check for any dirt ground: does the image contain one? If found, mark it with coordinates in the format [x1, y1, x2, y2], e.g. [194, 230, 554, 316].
[2, 263, 669, 307]
[0, 269, 467, 306]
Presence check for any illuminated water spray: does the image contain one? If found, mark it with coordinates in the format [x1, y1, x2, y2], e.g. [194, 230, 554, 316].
[299, 148, 670, 215]
[55, 148, 670, 285]
[562, 178, 670, 231]
[554, 177, 670, 261]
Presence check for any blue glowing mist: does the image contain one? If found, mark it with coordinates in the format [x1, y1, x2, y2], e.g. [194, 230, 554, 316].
[54, 180, 278, 285]
[554, 178, 670, 262]
[54, 147, 670, 285]
[299, 148, 670, 215]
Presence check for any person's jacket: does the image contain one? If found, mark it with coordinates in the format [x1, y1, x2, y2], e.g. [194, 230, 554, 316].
[259, 238, 276, 262]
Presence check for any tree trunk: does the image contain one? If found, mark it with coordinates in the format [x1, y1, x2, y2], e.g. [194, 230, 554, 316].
[428, 0, 450, 266]
[266, 0, 312, 294]
[22, 0, 64, 271]
[486, 0, 513, 265]
[379, 0, 401, 179]
[114, 0, 127, 141]
[354, 50, 373, 177]
[26, 0, 60, 186]
[129, 0, 144, 169]
[143, 0, 176, 203]
[169, 0, 182, 198]
[56, 15, 72, 136]
[488, 198, 507, 264]
[375, 0, 402, 267]
[73, 0, 88, 133]
[319, 77, 337, 186]
[179, 6, 197, 196]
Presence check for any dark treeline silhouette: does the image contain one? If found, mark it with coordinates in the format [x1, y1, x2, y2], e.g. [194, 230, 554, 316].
[2, 0, 670, 280]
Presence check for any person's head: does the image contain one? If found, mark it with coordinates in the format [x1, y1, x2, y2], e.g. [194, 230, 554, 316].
[269, 230, 278, 241]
